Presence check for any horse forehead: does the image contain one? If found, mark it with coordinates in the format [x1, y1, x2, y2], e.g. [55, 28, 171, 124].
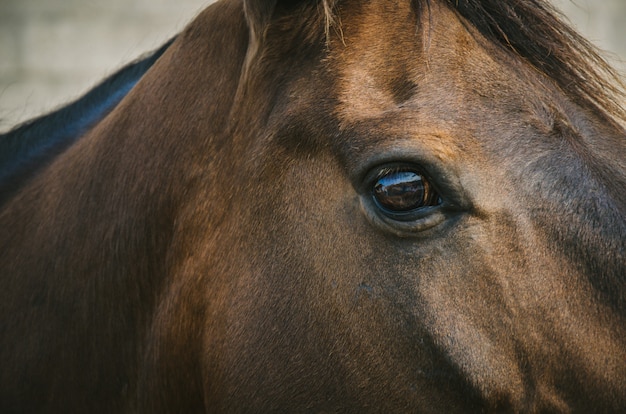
[332, 0, 496, 124]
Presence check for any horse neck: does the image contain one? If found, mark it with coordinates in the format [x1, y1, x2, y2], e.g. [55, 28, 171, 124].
[0, 1, 249, 408]
[0, 38, 174, 205]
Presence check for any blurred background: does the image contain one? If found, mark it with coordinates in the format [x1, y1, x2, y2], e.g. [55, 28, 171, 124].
[1, 0, 625, 132]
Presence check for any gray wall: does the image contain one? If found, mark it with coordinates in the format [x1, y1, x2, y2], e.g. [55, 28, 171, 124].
[1, 0, 625, 132]
[0, 0, 210, 131]
[552, 0, 626, 70]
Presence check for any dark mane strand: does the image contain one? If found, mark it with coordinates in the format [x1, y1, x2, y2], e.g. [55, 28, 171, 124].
[444, 0, 626, 127]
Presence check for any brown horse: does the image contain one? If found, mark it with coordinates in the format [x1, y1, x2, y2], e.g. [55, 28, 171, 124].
[1, 0, 625, 412]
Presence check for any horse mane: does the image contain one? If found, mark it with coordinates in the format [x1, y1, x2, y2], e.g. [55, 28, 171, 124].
[0, 37, 175, 205]
[322, 0, 626, 127]
[447, 0, 626, 126]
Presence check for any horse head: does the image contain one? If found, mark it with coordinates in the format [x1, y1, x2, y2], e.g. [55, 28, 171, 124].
[1, 0, 624, 412]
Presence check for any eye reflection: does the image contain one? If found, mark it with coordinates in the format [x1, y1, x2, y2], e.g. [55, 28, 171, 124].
[372, 169, 440, 213]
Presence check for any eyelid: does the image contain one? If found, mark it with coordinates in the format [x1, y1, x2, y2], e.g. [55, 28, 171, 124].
[353, 147, 472, 236]
[354, 148, 471, 213]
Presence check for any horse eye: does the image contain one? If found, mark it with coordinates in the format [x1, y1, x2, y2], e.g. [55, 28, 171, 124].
[372, 169, 441, 214]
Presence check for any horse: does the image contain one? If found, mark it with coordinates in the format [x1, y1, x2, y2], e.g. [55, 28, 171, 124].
[1, 0, 625, 412]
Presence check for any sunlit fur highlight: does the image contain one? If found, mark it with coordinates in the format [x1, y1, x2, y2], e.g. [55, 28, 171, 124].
[320, 0, 626, 128]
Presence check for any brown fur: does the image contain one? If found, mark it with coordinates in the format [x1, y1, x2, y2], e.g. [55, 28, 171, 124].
[1, 0, 625, 412]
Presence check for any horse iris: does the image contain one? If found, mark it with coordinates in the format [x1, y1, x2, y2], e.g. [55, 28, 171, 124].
[373, 169, 439, 213]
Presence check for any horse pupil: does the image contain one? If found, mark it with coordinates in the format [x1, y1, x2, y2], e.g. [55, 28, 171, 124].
[373, 170, 436, 212]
